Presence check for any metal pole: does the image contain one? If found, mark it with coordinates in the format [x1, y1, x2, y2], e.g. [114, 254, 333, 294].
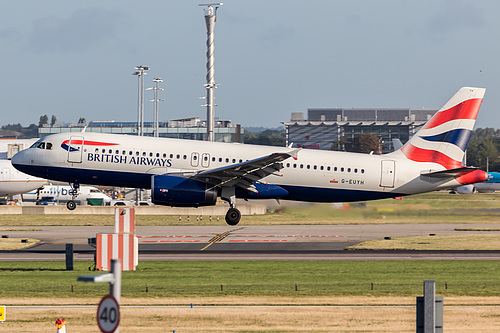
[424, 279, 435, 333]
[110, 259, 121, 303]
[200, 3, 222, 142]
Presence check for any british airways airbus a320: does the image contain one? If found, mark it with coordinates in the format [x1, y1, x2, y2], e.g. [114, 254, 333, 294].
[12, 87, 488, 225]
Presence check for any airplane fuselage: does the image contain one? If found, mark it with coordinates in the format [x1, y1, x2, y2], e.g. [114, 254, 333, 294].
[13, 132, 472, 203]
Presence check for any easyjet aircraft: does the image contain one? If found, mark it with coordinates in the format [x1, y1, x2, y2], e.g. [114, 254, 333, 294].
[12, 87, 487, 225]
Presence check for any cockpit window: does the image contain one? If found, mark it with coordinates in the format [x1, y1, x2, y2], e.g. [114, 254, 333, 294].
[30, 141, 42, 148]
[30, 141, 52, 150]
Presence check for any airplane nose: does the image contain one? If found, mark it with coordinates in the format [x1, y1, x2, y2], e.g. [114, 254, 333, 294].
[11, 150, 29, 171]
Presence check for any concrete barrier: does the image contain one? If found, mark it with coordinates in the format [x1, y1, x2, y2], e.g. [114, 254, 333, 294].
[0, 204, 267, 215]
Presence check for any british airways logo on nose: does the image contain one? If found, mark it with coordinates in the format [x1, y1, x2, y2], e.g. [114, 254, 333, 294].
[61, 140, 119, 152]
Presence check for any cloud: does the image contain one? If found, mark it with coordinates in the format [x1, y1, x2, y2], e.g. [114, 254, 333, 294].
[427, 1, 484, 34]
[29, 7, 124, 53]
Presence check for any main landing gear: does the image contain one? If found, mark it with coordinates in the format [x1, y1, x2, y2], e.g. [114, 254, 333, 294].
[66, 182, 80, 211]
[221, 187, 241, 226]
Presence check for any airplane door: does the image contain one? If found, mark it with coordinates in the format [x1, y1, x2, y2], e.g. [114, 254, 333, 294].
[67, 136, 84, 163]
[380, 160, 395, 188]
[191, 152, 200, 167]
[1, 168, 10, 181]
[201, 153, 210, 168]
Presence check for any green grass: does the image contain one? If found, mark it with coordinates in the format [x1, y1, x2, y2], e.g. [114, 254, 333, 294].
[2, 261, 500, 300]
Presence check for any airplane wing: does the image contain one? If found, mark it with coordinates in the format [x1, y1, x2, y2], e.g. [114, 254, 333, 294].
[168, 148, 300, 193]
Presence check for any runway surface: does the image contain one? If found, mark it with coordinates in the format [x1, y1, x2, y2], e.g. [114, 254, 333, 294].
[1, 223, 500, 261]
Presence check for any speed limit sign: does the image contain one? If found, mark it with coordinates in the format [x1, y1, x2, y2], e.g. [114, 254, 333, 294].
[97, 295, 120, 333]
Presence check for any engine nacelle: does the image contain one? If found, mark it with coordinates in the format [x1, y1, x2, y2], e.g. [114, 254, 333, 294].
[151, 175, 217, 207]
[455, 184, 476, 194]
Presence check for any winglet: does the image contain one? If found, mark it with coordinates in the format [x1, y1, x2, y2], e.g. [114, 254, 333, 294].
[289, 148, 301, 160]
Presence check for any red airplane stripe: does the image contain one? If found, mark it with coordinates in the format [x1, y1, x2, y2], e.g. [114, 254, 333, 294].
[401, 143, 461, 169]
[62, 140, 119, 146]
[422, 98, 482, 130]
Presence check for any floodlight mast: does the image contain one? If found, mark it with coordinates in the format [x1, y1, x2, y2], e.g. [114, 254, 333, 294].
[132, 65, 149, 136]
[147, 78, 164, 137]
[199, 3, 223, 141]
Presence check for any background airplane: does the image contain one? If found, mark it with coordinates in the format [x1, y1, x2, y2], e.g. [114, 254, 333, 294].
[0, 159, 47, 197]
[455, 172, 500, 194]
[12, 87, 488, 225]
[22, 185, 111, 205]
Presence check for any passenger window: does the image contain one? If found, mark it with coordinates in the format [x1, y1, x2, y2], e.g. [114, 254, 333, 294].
[136, 151, 139, 156]
[156, 153, 160, 157]
[307, 165, 310, 169]
[183, 155, 187, 159]
[225, 158, 229, 163]
[300, 164, 304, 169]
[361, 169, 365, 174]
[116, 150, 119, 154]
[334, 167, 338, 171]
[347, 168, 351, 172]
[170, 154, 174, 158]
[354, 168, 358, 173]
[122, 150, 126, 155]
[212, 157, 216, 162]
[293, 164, 297, 168]
[219, 158, 222, 162]
[232, 159, 236, 163]
[320, 166, 324, 171]
[176, 154, 180, 159]
[129, 151, 132, 155]
[150, 152, 153, 157]
[102, 149, 106, 153]
[143, 152, 146, 156]
[286, 163, 290, 168]
[327, 166, 331, 171]
[163, 153, 166, 158]
[313, 165, 317, 170]
[109, 149, 112, 154]
[341, 167, 344, 172]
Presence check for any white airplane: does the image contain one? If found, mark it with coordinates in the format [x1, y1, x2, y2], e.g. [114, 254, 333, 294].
[0, 159, 47, 197]
[11, 87, 488, 225]
[22, 185, 111, 204]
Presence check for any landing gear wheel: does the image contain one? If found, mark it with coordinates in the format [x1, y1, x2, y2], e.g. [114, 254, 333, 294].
[225, 208, 241, 226]
[66, 200, 77, 211]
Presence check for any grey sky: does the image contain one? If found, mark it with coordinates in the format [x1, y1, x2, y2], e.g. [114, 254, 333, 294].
[0, 1, 499, 128]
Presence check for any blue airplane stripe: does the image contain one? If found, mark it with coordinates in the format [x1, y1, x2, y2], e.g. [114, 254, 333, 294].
[420, 129, 471, 151]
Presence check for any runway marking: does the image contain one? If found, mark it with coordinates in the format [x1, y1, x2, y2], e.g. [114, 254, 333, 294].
[200, 231, 231, 251]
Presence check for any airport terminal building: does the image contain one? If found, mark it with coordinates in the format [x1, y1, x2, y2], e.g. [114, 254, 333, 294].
[283, 108, 437, 153]
[38, 117, 243, 143]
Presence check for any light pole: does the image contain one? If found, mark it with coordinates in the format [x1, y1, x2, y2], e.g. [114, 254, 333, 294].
[132, 65, 149, 136]
[199, 3, 222, 141]
[147, 78, 165, 137]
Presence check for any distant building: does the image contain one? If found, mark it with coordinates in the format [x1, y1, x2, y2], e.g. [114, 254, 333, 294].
[283, 108, 437, 153]
[38, 117, 243, 143]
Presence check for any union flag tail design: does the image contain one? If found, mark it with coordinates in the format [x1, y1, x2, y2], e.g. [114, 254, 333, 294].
[400, 87, 485, 169]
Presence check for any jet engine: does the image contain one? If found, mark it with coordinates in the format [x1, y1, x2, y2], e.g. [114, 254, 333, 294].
[455, 184, 476, 194]
[151, 175, 217, 207]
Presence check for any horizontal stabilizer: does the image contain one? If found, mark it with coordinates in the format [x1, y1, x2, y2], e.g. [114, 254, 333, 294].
[421, 167, 480, 178]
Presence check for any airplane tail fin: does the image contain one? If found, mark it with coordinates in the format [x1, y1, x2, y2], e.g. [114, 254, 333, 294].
[400, 87, 485, 169]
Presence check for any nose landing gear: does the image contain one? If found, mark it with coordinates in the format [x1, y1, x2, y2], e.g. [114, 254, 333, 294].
[66, 182, 80, 211]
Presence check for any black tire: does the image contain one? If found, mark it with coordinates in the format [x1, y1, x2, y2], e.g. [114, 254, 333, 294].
[225, 208, 241, 226]
[66, 200, 77, 211]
